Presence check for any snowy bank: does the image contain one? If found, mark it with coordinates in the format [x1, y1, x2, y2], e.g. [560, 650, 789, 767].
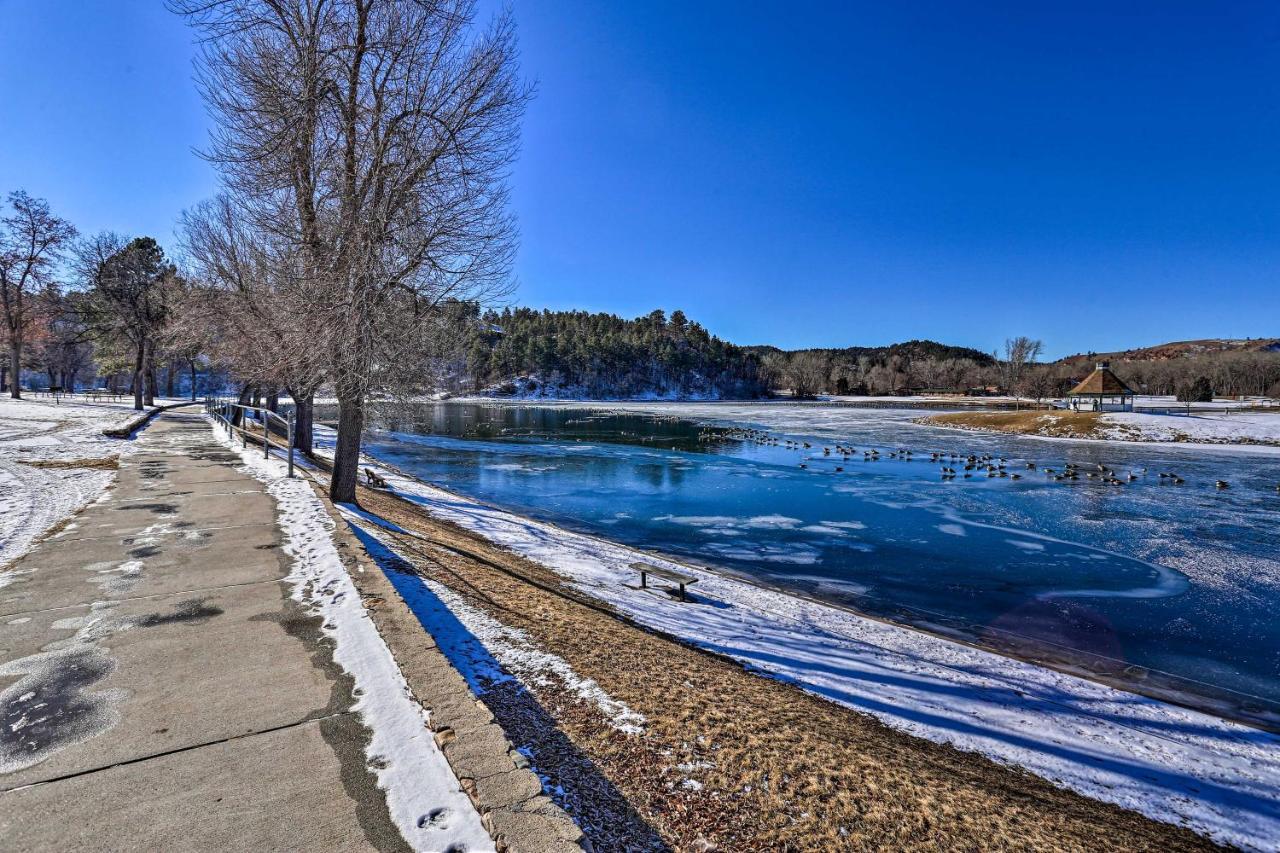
[1102, 410, 1280, 446]
[341, 444, 1280, 851]
[207, 419, 493, 852]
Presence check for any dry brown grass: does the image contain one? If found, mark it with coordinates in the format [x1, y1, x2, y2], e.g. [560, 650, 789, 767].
[18, 456, 120, 470]
[354, 484, 1215, 852]
[920, 411, 1111, 439]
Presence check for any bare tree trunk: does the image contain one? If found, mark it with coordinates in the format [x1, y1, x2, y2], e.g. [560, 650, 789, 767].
[231, 384, 252, 427]
[166, 361, 176, 398]
[1, 363, 8, 394]
[144, 341, 156, 407]
[266, 388, 279, 412]
[288, 386, 315, 456]
[329, 393, 363, 504]
[8, 341, 20, 399]
[133, 341, 145, 411]
[189, 360, 198, 401]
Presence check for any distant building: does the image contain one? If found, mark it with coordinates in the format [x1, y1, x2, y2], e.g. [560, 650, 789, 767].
[1067, 361, 1135, 412]
[965, 385, 1005, 397]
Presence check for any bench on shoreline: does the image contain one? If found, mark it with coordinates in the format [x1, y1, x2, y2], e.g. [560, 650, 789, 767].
[364, 468, 390, 488]
[630, 562, 697, 601]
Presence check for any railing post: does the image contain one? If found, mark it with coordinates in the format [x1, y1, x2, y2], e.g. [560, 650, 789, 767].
[287, 411, 295, 478]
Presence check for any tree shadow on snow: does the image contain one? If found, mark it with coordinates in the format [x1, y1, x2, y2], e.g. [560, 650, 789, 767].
[348, 522, 671, 853]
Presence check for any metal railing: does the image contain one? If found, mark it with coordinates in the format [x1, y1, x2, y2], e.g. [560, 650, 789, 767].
[204, 397, 296, 477]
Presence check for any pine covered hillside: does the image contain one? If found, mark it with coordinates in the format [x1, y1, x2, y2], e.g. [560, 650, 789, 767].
[461, 307, 769, 399]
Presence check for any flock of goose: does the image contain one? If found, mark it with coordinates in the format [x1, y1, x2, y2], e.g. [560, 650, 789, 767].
[709, 426, 1264, 493]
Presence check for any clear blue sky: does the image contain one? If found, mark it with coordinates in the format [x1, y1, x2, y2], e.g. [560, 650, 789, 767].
[2, 1, 1277, 358]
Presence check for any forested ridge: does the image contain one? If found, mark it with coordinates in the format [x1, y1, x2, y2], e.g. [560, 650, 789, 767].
[748, 340, 995, 368]
[455, 307, 1011, 399]
[460, 307, 769, 398]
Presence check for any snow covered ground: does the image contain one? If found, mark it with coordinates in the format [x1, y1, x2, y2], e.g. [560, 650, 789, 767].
[339, 440, 1280, 851]
[0, 397, 163, 571]
[1101, 410, 1280, 446]
[208, 422, 494, 852]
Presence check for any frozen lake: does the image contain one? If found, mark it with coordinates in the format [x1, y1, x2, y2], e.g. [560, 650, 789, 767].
[323, 400, 1280, 727]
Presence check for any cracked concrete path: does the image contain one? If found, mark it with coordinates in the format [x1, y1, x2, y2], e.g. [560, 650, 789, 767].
[0, 409, 408, 851]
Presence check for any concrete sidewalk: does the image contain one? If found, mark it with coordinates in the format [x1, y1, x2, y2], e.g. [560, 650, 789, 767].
[0, 409, 408, 850]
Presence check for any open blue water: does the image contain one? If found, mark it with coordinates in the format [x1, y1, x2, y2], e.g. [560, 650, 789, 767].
[333, 401, 1280, 724]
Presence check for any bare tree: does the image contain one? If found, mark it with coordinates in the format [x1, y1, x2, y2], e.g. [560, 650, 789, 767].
[1023, 364, 1058, 403]
[179, 194, 329, 451]
[1001, 336, 1044, 396]
[0, 191, 77, 398]
[174, 0, 529, 503]
[35, 289, 95, 390]
[785, 351, 829, 398]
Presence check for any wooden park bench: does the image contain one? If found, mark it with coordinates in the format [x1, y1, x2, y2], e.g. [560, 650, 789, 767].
[630, 562, 697, 601]
[364, 468, 390, 488]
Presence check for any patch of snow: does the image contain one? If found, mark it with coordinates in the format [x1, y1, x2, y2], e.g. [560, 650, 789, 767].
[822, 520, 867, 530]
[0, 397, 145, 569]
[1101, 411, 1280, 447]
[0, 600, 130, 773]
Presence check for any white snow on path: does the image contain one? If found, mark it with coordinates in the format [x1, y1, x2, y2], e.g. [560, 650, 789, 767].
[0, 397, 161, 569]
[346, 452, 1280, 851]
[208, 420, 493, 853]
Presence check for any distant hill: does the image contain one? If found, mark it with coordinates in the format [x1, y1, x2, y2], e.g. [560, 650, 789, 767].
[1057, 338, 1280, 367]
[749, 339, 996, 365]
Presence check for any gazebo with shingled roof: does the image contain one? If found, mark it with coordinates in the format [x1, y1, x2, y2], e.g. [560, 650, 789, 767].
[1067, 361, 1135, 412]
